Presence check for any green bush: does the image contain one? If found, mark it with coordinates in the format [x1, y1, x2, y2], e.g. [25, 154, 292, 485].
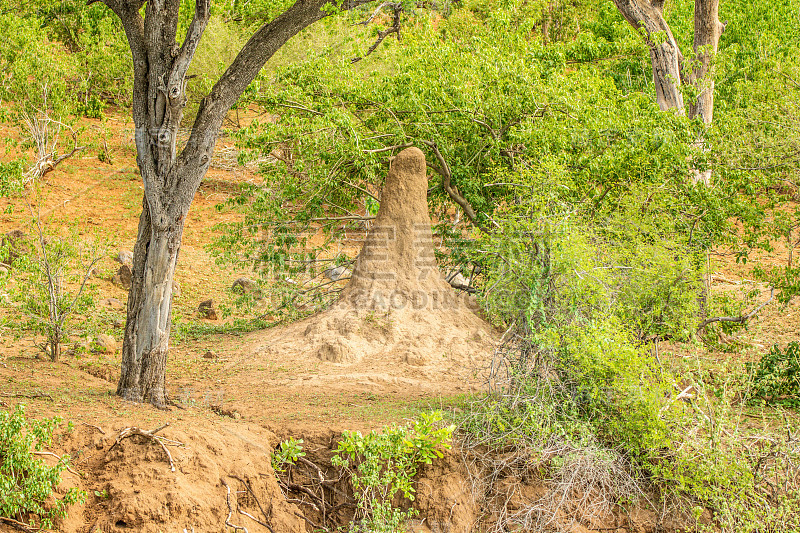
[271, 437, 305, 473]
[0, 405, 85, 529]
[746, 342, 800, 408]
[10, 222, 101, 361]
[332, 411, 454, 533]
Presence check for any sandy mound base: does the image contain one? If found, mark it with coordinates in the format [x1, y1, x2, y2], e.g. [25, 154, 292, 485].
[251, 300, 496, 394]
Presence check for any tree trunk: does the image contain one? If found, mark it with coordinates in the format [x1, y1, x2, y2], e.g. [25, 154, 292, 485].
[687, 0, 723, 185]
[687, 0, 722, 123]
[612, 0, 685, 113]
[117, 199, 186, 407]
[95, 0, 372, 406]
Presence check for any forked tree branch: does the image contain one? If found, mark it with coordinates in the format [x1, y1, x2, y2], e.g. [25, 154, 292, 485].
[421, 140, 489, 233]
[351, 2, 402, 63]
[187, 0, 375, 158]
[169, 0, 211, 100]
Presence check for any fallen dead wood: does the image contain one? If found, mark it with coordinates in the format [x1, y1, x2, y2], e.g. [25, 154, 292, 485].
[82, 422, 106, 434]
[697, 287, 774, 332]
[109, 423, 184, 472]
[0, 516, 38, 532]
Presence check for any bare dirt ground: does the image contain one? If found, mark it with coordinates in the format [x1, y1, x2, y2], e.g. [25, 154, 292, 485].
[1, 110, 798, 532]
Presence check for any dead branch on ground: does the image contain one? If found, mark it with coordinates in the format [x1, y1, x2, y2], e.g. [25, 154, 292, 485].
[0, 516, 38, 533]
[697, 287, 774, 332]
[82, 422, 106, 434]
[32, 451, 80, 476]
[109, 423, 184, 472]
[0, 391, 53, 401]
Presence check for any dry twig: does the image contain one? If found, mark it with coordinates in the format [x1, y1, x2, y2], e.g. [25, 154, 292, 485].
[221, 478, 249, 533]
[32, 451, 80, 476]
[109, 423, 183, 472]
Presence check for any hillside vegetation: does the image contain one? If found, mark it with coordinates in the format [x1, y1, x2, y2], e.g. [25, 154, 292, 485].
[0, 0, 799, 532]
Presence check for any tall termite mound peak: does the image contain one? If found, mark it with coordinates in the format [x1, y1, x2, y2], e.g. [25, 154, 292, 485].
[340, 146, 457, 311]
[256, 146, 495, 379]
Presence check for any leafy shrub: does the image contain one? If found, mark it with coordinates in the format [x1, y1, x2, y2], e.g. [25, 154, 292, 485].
[271, 437, 305, 473]
[10, 221, 101, 361]
[0, 160, 25, 197]
[332, 411, 454, 533]
[0, 405, 85, 529]
[746, 342, 800, 408]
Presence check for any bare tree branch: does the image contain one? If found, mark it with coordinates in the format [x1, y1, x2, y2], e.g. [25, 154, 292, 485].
[421, 140, 489, 233]
[351, 2, 402, 63]
[697, 287, 774, 332]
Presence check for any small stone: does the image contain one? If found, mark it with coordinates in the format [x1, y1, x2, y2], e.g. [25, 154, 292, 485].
[202, 350, 217, 359]
[111, 264, 132, 289]
[100, 297, 124, 310]
[447, 272, 470, 289]
[231, 277, 260, 296]
[94, 334, 117, 354]
[198, 299, 218, 320]
[116, 250, 133, 267]
[323, 266, 352, 282]
[172, 279, 181, 298]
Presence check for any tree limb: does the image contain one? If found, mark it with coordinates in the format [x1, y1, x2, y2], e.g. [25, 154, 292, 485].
[185, 0, 375, 174]
[421, 140, 489, 233]
[697, 287, 774, 332]
[169, 0, 211, 97]
[351, 2, 402, 63]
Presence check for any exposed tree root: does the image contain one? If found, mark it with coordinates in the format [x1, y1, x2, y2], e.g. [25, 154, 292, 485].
[109, 423, 184, 472]
[0, 516, 38, 532]
[228, 475, 276, 533]
[221, 478, 249, 533]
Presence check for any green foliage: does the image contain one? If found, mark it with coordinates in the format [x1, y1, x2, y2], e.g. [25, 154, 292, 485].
[9, 220, 101, 361]
[271, 437, 305, 473]
[332, 411, 454, 532]
[0, 405, 85, 529]
[0, 160, 24, 198]
[746, 342, 800, 408]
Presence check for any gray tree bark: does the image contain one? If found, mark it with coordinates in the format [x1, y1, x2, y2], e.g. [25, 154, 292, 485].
[92, 0, 372, 407]
[613, 0, 725, 186]
[687, 0, 723, 185]
[687, 0, 723, 124]
[612, 0, 685, 113]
